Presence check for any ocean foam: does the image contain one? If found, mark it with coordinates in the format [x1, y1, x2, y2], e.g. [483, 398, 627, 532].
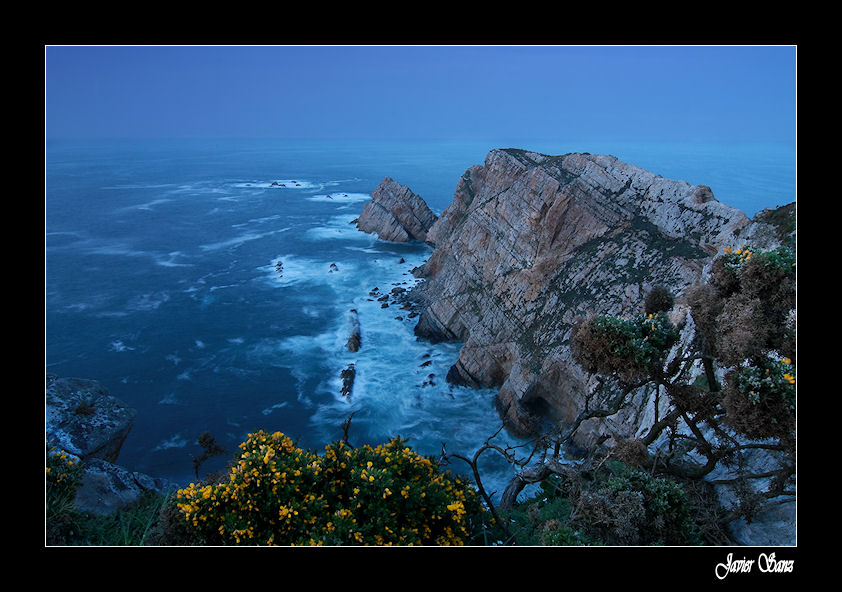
[261, 401, 288, 416]
[263, 254, 362, 288]
[233, 179, 319, 190]
[153, 433, 188, 451]
[304, 214, 372, 243]
[110, 340, 134, 352]
[306, 192, 371, 204]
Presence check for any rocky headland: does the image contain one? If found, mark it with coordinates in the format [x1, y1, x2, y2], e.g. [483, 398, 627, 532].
[357, 149, 795, 544]
[382, 149, 788, 445]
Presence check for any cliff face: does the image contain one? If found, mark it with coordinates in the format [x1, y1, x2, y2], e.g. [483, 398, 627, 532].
[356, 177, 438, 242]
[409, 148, 784, 446]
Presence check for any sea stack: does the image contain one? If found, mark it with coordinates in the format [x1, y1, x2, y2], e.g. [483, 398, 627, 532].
[357, 177, 438, 242]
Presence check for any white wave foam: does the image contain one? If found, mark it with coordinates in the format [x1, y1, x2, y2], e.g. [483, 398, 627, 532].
[154, 433, 188, 451]
[156, 251, 193, 267]
[304, 214, 372, 243]
[199, 231, 264, 252]
[110, 340, 134, 352]
[261, 401, 288, 416]
[158, 392, 182, 405]
[306, 192, 370, 204]
[262, 254, 362, 288]
[121, 198, 173, 212]
[127, 291, 170, 311]
[233, 179, 318, 190]
[199, 226, 291, 251]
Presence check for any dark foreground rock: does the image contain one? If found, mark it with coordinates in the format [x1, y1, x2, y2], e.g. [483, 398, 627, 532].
[74, 458, 178, 516]
[46, 374, 177, 515]
[46, 374, 136, 463]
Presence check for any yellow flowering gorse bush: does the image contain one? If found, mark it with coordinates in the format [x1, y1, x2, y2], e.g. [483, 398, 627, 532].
[175, 431, 488, 545]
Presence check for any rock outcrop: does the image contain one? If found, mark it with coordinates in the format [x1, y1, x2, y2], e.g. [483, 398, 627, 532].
[346, 309, 361, 352]
[46, 374, 137, 463]
[73, 458, 177, 516]
[357, 177, 438, 242]
[408, 148, 787, 446]
[46, 374, 176, 515]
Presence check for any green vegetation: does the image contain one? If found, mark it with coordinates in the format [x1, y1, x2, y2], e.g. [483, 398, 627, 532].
[502, 460, 703, 546]
[47, 432, 497, 546]
[571, 311, 679, 384]
[562, 244, 796, 523]
[45, 444, 169, 545]
[169, 431, 490, 546]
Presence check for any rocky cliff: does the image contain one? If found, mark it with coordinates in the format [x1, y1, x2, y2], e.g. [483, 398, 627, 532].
[404, 148, 787, 447]
[356, 177, 438, 242]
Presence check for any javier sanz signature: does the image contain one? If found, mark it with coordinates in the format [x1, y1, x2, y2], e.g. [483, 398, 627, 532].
[715, 552, 795, 579]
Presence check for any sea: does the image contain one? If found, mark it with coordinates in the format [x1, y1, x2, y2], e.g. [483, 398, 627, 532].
[44, 138, 796, 501]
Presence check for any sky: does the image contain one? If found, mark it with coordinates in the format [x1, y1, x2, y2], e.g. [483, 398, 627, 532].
[44, 45, 796, 144]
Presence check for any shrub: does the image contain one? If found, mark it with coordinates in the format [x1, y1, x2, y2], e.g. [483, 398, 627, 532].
[503, 461, 700, 546]
[570, 462, 700, 546]
[644, 285, 674, 315]
[45, 445, 84, 544]
[172, 431, 489, 545]
[571, 312, 678, 384]
[722, 356, 796, 444]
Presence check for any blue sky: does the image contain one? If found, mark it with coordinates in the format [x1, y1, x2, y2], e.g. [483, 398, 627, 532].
[44, 45, 796, 144]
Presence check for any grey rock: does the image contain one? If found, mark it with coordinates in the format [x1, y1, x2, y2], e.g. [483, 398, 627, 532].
[45, 374, 136, 463]
[357, 177, 438, 242]
[74, 458, 178, 516]
[346, 309, 361, 352]
[410, 148, 788, 445]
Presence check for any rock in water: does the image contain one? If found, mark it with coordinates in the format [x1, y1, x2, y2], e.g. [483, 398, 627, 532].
[346, 309, 361, 352]
[340, 363, 356, 398]
[357, 177, 438, 242]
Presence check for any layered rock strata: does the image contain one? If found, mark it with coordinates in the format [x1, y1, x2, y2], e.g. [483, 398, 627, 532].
[408, 148, 786, 447]
[357, 177, 438, 242]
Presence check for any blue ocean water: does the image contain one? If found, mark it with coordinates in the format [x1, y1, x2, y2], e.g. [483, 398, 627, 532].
[44, 138, 796, 499]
